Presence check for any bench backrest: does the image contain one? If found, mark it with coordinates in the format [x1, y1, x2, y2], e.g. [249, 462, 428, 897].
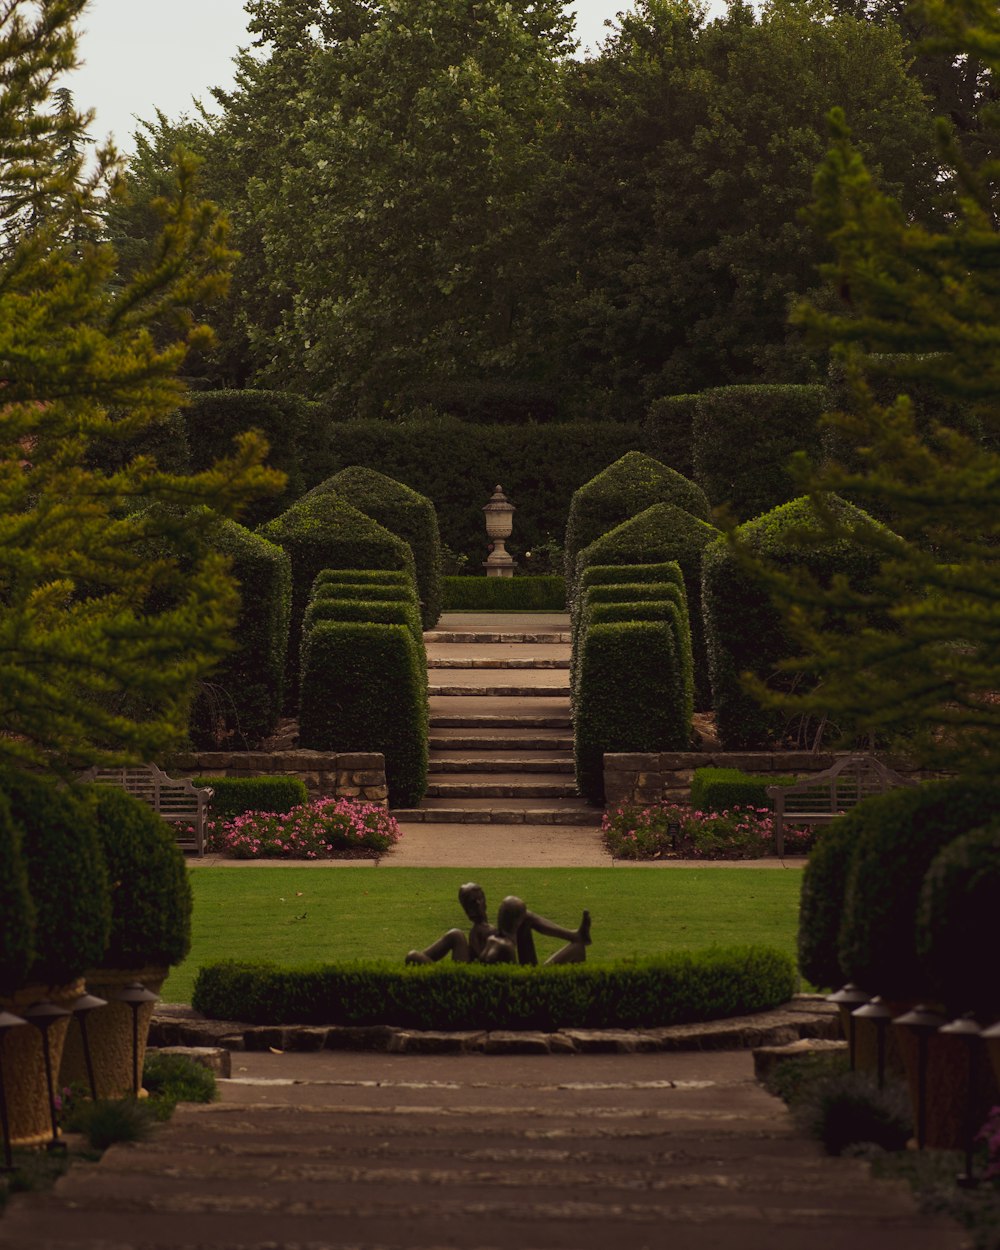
[767, 755, 917, 816]
[77, 764, 211, 855]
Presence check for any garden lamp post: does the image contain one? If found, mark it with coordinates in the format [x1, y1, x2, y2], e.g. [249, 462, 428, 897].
[852, 996, 893, 1089]
[0, 1010, 27, 1171]
[70, 993, 108, 1101]
[116, 982, 159, 1096]
[893, 1004, 947, 1150]
[827, 984, 870, 1070]
[21, 999, 71, 1152]
[483, 485, 515, 578]
[939, 1013, 983, 1187]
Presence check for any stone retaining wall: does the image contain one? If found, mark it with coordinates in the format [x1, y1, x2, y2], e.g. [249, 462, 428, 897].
[168, 750, 389, 807]
[604, 751, 926, 808]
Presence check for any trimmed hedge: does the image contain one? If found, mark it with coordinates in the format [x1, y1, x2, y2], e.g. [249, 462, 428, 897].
[314, 569, 413, 590]
[838, 780, 999, 999]
[442, 575, 566, 612]
[191, 946, 797, 1030]
[195, 776, 309, 820]
[691, 768, 794, 813]
[702, 495, 891, 749]
[0, 792, 35, 994]
[259, 492, 416, 704]
[691, 385, 827, 522]
[645, 394, 699, 479]
[564, 451, 710, 599]
[575, 620, 691, 804]
[304, 596, 424, 647]
[917, 822, 1000, 1014]
[320, 466, 442, 629]
[575, 505, 719, 709]
[311, 582, 417, 607]
[84, 786, 192, 970]
[0, 771, 110, 986]
[189, 519, 292, 749]
[578, 601, 694, 724]
[298, 621, 428, 807]
[797, 808, 867, 991]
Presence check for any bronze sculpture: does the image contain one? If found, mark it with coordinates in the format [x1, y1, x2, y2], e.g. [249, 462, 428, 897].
[405, 882, 591, 965]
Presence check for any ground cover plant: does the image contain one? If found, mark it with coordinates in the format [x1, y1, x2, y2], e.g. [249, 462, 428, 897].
[204, 798, 401, 860]
[161, 866, 804, 1004]
[603, 801, 817, 861]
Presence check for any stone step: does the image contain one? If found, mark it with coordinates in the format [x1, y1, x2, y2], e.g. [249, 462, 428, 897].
[424, 630, 571, 644]
[429, 684, 572, 697]
[429, 731, 574, 750]
[430, 712, 571, 729]
[392, 797, 601, 824]
[425, 776, 579, 799]
[427, 656, 570, 669]
[428, 754, 574, 773]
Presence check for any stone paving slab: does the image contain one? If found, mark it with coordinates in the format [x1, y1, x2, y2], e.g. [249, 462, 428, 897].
[380, 820, 609, 864]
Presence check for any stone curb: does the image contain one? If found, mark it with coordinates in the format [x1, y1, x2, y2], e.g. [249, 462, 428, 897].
[150, 996, 840, 1057]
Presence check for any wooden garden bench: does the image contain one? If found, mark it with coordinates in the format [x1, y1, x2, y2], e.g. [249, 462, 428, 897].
[78, 763, 213, 856]
[766, 754, 918, 856]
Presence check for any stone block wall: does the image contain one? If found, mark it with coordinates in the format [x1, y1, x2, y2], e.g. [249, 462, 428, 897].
[169, 750, 389, 807]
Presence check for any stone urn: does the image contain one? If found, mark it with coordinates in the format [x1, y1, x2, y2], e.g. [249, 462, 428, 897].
[483, 485, 515, 578]
[59, 967, 165, 1100]
[0, 978, 84, 1147]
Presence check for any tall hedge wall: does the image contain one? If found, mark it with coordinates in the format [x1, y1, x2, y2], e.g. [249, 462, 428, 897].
[701, 495, 890, 749]
[260, 494, 417, 704]
[575, 504, 719, 710]
[189, 519, 292, 749]
[318, 466, 443, 629]
[563, 451, 709, 598]
[645, 395, 699, 480]
[691, 384, 827, 522]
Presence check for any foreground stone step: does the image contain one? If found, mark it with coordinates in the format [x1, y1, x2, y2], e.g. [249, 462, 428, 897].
[429, 731, 574, 750]
[428, 754, 574, 773]
[425, 776, 580, 799]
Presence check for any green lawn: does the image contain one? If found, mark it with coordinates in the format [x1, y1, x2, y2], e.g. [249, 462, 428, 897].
[162, 866, 804, 1003]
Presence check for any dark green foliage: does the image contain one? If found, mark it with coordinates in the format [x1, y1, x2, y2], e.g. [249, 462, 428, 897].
[314, 569, 413, 589]
[84, 786, 192, 970]
[0, 793, 35, 994]
[0, 771, 109, 985]
[195, 776, 308, 820]
[702, 496, 888, 749]
[189, 519, 291, 749]
[575, 621, 690, 804]
[182, 390, 313, 522]
[578, 600, 694, 721]
[298, 622, 427, 807]
[691, 385, 828, 521]
[259, 492, 416, 703]
[321, 466, 443, 628]
[67, 1098, 156, 1150]
[311, 582, 417, 607]
[645, 395, 699, 479]
[838, 781, 999, 999]
[690, 768, 795, 814]
[916, 822, 1000, 1015]
[142, 1051, 218, 1107]
[442, 575, 566, 611]
[86, 409, 191, 477]
[563, 451, 709, 596]
[192, 946, 797, 1029]
[797, 808, 866, 991]
[791, 1070, 912, 1156]
[304, 597, 423, 647]
[575, 505, 719, 709]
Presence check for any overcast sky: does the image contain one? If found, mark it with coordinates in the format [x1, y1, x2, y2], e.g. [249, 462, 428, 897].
[69, 1, 632, 151]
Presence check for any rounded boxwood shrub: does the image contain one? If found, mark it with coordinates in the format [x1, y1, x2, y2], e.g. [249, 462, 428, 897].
[916, 820, 1000, 1014]
[189, 519, 292, 749]
[576, 507, 718, 709]
[83, 786, 192, 969]
[298, 621, 428, 807]
[0, 771, 110, 986]
[321, 466, 443, 629]
[797, 807, 869, 991]
[575, 620, 690, 804]
[702, 495, 892, 749]
[838, 780, 999, 999]
[0, 792, 35, 995]
[564, 451, 709, 599]
[195, 776, 309, 820]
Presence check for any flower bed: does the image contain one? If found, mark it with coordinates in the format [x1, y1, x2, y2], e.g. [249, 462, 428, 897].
[203, 798, 401, 859]
[602, 800, 815, 860]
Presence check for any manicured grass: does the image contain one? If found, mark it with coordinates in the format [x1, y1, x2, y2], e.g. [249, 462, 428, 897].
[162, 866, 804, 1004]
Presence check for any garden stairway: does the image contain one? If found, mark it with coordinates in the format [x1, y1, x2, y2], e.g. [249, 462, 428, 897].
[390, 612, 601, 829]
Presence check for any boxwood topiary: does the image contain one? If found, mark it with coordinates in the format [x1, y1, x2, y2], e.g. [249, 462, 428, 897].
[311, 582, 417, 607]
[260, 493, 417, 704]
[916, 821, 1000, 1015]
[189, 518, 292, 749]
[797, 808, 868, 992]
[701, 495, 892, 749]
[298, 621, 428, 807]
[0, 792, 35, 995]
[194, 776, 309, 820]
[690, 768, 794, 813]
[441, 575, 567, 612]
[564, 451, 709, 598]
[0, 771, 110, 986]
[575, 504, 719, 710]
[838, 780, 999, 999]
[303, 596, 424, 647]
[314, 569, 413, 590]
[320, 466, 443, 629]
[83, 786, 192, 970]
[575, 620, 690, 804]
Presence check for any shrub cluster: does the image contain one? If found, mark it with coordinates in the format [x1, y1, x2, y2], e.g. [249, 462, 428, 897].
[191, 946, 797, 1030]
[442, 575, 566, 612]
[205, 797, 401, 859]
[195, 776, 309, 820]
[690, 768, 795, 813]
[602, 800, 816, 860]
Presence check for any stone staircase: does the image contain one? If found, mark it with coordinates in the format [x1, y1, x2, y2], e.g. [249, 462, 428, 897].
[391, 614, 600, 826]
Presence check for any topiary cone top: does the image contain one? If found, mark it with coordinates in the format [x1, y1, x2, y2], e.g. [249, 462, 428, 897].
[728, 494, 897, 561]
[576, 502, 719, 578]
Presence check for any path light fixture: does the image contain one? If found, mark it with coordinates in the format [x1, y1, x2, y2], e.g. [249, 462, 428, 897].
[20, 1000, 71, 1152]
[0, 1010, 27, 1171]
[70, 993, 108, 1101]
[115, 982, 159, 1097]
[939, 1013, 984, 1188]
[893, 1003, 947, 1150]
[827, 984, 870, 1069]
[852, 996, 893, 1089]
[483, 485, 515, 578]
